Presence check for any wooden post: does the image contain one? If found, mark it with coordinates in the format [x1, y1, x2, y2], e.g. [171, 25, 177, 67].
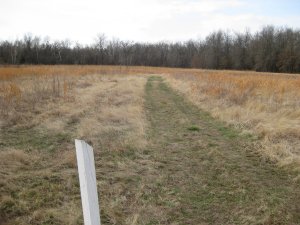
[75, 139, 101, 225]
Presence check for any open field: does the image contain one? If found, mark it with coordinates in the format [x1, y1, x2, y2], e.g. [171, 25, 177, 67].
[0, 65, 300, 224]
[0, 68, 148, 224]
[1, 65, 300, 170]
[166, 70, 300, 170]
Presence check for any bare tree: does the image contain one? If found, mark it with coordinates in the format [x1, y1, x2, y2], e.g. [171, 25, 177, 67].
[0, 26, 299, 73]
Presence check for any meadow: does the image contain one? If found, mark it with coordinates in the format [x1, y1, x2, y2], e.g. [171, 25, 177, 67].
[1, 65, 300, 224]
[1, 65, 299, 169]
[0, 66, 148, 224]
[166, 69, 300, 170]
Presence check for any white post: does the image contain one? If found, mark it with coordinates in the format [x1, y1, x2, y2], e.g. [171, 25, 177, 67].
[75, 139, 101, 225]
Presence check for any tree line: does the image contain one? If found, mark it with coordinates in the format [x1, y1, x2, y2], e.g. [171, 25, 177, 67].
[1, 25, 300, 73]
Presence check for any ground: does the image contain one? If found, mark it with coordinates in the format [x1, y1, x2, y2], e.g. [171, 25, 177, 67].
[142, 76, 300, 224]
[0, 71, 300, 225]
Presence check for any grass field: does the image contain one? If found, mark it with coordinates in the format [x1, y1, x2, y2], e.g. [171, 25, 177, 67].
[166, 70, 300, 170]
[0, 65, 300, 224]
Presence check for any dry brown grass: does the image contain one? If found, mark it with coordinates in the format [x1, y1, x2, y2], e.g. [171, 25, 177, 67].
[1, 65, 300, 224]
[0, 65, 166, 81]
[0, 66, 148, 225]
[165, 69, 300, 170]
[1, 65, 299, 168]
[0, 65, 154, 126]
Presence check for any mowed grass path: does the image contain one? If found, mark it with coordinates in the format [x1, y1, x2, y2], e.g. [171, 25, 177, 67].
[144, 76, 300, 224]
[1, 75, 299, 225]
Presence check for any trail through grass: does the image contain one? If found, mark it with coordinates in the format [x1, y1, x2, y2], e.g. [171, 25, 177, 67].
[1, 74, 300, 225]
[143, 76, 300, 224]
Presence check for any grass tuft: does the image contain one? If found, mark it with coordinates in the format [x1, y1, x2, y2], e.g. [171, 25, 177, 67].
[187, 125, 200, 131]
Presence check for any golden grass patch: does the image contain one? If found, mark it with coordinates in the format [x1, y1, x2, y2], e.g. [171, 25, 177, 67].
[1, 65, 300, 224]
[0, 67, 147, 225]
[165, 69, 300, 170]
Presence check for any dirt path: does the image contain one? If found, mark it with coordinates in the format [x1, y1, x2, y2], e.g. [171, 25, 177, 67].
[143, 76, 300, 225]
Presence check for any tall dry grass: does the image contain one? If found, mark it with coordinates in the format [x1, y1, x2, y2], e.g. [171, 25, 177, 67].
[165, 70, 300, 170]
[1, 65, 300, 167]
[0, 68, 148, 225]
[1, 65, 300, 224]
[0, 65, 156, 127]
[0, 65, 166, 81]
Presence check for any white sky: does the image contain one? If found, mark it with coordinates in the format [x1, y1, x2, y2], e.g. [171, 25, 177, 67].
[0, 0, 299, 44]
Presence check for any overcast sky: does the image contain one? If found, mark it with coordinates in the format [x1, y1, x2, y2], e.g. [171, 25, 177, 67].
[0, 0, 299, 44]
